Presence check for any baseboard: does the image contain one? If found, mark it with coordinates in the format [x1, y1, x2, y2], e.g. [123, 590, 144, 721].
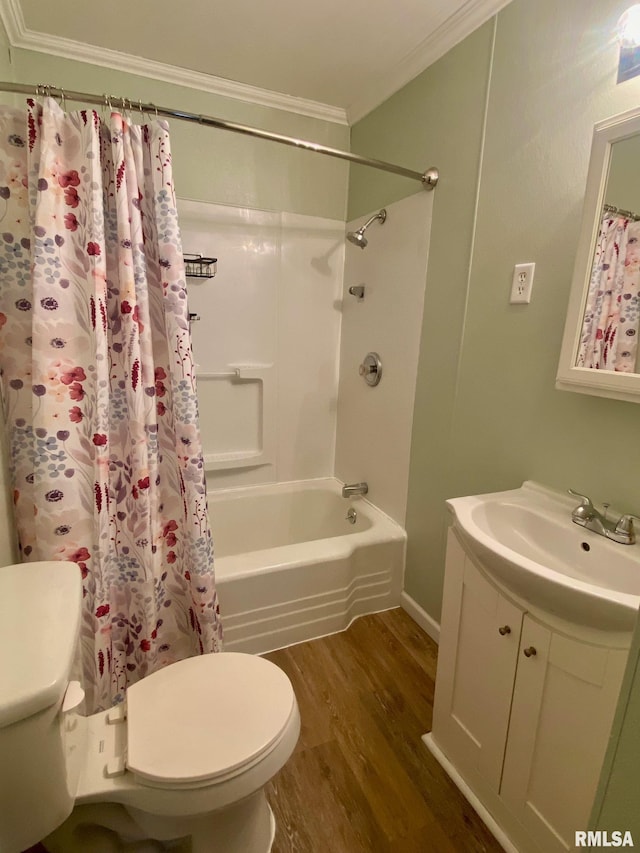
[422, 734, 519, 853]
[400, 591, 440, 644]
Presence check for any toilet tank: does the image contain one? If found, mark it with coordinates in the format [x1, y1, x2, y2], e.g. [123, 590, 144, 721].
[0, 561, 82, 853]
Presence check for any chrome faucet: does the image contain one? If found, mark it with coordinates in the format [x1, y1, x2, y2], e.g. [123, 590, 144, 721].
[342, 482, 368, 498]
[568, 489, 637, 545]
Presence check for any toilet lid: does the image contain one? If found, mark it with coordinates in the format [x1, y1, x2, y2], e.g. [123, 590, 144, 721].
[126, 652, 296, 786]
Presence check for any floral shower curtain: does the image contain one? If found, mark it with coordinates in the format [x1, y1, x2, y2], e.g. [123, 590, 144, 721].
[577, 210, 640, 371]
[0, 98, 222, 713]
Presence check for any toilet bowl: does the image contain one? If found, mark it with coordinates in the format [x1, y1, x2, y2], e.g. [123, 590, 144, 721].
[0, 561, 300, 853]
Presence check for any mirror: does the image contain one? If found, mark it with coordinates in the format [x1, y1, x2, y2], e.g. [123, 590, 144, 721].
[557, 106, 640, 402]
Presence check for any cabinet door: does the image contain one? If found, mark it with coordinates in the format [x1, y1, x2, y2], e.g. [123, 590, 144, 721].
[432, 529, 524, 792]
[501, 615, 628, 853]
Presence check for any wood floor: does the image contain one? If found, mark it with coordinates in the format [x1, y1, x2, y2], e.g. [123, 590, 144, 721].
[265, 608, 504, 853]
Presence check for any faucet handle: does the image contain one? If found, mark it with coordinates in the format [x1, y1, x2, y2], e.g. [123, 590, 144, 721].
[568, 489, 596, 520]
[568, 489, 594, 509]
[615, 514, 638, 537]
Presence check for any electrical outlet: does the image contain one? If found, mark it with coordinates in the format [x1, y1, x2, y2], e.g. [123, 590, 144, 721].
[510, 262, 535, 304]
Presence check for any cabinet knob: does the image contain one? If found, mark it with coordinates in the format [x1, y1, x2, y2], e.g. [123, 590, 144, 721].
[523, 646, 537, 657]
[498, 625, 511, 636]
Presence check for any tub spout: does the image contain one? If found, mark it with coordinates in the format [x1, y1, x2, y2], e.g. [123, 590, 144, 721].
[342, 482, 368, 498]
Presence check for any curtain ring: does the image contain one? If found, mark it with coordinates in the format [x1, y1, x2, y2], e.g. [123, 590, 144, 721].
[105, 93, 114, 124]
[60, 87, 66, 111]
[143, 102, 159, 123]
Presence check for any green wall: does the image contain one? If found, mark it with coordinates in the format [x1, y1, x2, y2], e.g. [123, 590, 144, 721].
[4, 45, 349, 219]
[350, 20, 496, 624]
[351, 0, 640, 623]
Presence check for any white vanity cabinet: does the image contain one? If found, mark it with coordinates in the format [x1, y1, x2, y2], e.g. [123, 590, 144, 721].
[430, 529, 630, 853]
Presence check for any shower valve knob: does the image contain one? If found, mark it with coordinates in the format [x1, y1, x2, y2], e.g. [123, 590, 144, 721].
[359, 352, 382, 386]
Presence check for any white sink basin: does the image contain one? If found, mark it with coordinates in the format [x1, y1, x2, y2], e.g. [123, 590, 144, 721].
[447, 481, 640, 631]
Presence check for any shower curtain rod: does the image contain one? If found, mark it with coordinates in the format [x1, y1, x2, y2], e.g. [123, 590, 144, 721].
[603, 202, 640, 222]
[0, 81, 439, 190]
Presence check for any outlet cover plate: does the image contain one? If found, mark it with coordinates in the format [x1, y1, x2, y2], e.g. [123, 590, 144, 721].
[510, 262, 535, 304]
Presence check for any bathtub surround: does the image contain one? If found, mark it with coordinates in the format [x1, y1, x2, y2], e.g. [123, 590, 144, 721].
[178, 199, 344, 490]
[0, 99, 221, 712]
[175, 194, 428, 655]
[336, 191, 433, 527]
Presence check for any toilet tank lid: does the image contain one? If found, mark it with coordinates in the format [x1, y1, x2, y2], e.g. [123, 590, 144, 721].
[0, 561, 82, 728]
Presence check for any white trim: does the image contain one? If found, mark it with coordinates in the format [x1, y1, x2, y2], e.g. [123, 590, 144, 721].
[0, 0, 22, 44]
[422, 734, 519, 853]
[3, 0, 514, 126]
[400, 590, 440, 644]
[556, 104, 640, 404]
[0, 0, 347, 125]
[347, 0, 512, 123]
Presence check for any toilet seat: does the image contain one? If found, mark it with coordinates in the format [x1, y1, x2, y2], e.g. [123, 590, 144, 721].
[126, 652, 296, 789]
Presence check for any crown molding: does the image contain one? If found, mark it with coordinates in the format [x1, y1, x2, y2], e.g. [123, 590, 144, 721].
[346, 0, 511, 124]
[0, 0, 348, 125]
[0, 0, 20, 43]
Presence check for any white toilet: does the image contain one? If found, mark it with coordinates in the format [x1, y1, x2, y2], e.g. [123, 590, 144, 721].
[0, 561, 300, 853]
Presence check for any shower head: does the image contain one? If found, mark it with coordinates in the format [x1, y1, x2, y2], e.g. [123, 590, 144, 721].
[347, 229, 368, 249]
[346, 209, 387, 249]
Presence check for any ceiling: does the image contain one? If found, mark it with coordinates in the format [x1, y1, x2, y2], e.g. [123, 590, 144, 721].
[2, 0, 511, 124]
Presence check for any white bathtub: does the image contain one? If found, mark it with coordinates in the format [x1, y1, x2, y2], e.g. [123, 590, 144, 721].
[208, 478, 406, 654]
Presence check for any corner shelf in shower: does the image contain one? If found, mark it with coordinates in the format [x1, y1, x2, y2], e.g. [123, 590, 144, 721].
[202, 449, 269, 470]
[196, 365, 276, 472]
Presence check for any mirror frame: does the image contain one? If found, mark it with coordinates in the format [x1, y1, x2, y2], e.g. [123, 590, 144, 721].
[557, 105, 640, 403]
